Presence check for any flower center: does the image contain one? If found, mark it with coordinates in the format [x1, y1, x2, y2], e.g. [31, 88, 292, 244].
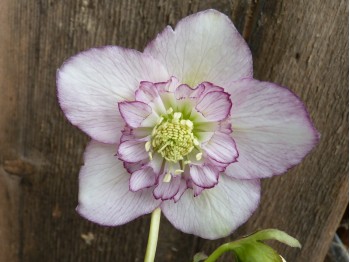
[150, 111, 197, 163]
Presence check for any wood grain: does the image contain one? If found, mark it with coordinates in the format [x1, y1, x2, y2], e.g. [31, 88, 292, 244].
[0, 0, 23, 261]
[0, 0, 347, 261]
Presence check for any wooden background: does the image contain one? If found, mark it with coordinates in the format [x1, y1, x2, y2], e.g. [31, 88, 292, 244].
[0, 0, 348, 261]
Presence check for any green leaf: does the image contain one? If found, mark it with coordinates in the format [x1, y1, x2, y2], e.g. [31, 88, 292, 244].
[193, 252, 208, 262]
[203, 229, 300, 262]
[246, 229, 301, 248]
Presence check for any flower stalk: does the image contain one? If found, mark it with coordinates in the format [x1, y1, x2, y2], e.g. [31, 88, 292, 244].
[144, 208, 162, 262]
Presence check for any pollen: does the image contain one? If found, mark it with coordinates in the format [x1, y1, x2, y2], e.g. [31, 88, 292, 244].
[151, 112, 196, 162]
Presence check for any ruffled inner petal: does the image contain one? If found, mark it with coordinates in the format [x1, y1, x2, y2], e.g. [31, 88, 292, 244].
[202, 132, 238, 164]
[173, 180, 188, 202]
[129, 167, 157, 192]
[135, 81, 159, 103]
[118, 101, 152, 128]
[189, 165, 219, 188]
[153, 174, 182, 200]
[175, 84, 205, 100]
[118, 139, 148, 163]
[135, 81, 167, 115]
[196, 91, 232, 121]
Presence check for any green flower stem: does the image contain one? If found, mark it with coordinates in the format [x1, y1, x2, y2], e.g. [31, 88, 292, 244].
[144, 208, 162, 262]
[204, 243, 238, 262]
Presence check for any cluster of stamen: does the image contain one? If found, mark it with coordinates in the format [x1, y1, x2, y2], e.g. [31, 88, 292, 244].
[144, 108, 204, 183]
[147, 109, 198, 163]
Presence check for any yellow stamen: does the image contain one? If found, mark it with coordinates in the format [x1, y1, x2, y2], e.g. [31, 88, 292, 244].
[166, 107, 173, 114]
[174, 169, 184, 175]
[145, 141, 151, 152]
[185, 120, 193, 128]
[151, 116, 197, 163]
[163, 173, 172, 183]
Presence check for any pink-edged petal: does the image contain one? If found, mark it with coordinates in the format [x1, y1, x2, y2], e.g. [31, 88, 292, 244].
[219, 118, 233, 134]
[196, 91, 232, 121]
[118, 101, 152, 128]
[57, 46, 169, 143]
[123, 160, 146, 174]
[135, 82, 168, 116]
[147, 153, 164, 175]
[226, 79, 320, 179]
[196, 131, 214, 144]
[185, 180, 205, 197]
[135, 81, 159, 103]
[161, 175, 260, 239]
[155, 76, 181, 93]
[173, 180, 188, 202]
[77, 140, 160, 226]
[130, 167, 157, 192]
[199, 82, 224, 98]
[118, 139, 148, 163]
[120, 126, 153, 141]
[175, 84, 205, 100]
[203, 132, 238, 164]
[189, 165, 219, 188]
[205, 157, 228, 172]
[153, 175, 181, 200]
[144, 10, 252, 87]
[192, 184, 205, 197]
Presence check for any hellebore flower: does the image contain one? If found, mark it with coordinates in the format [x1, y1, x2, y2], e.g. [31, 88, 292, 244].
[57, 9, 319, 240]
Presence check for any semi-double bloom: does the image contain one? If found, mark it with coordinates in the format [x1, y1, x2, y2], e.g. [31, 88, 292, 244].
[57, 10, 319, 239]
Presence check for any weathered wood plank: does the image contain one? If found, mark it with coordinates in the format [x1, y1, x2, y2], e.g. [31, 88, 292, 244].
[251, 1, 349, 261]
[0, 0, 24, 261]
[0, 0, 347, 261]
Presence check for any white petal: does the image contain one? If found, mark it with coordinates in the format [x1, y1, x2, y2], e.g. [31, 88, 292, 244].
[144, 10, 252, 87]
[226, 79, 320, 179]
[77, 141, 160, 226]
[161, 175, 260, 239]
[57, 46, 169, 143]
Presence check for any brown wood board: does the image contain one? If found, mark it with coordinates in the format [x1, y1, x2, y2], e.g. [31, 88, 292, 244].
[0, 0, 348, 261]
